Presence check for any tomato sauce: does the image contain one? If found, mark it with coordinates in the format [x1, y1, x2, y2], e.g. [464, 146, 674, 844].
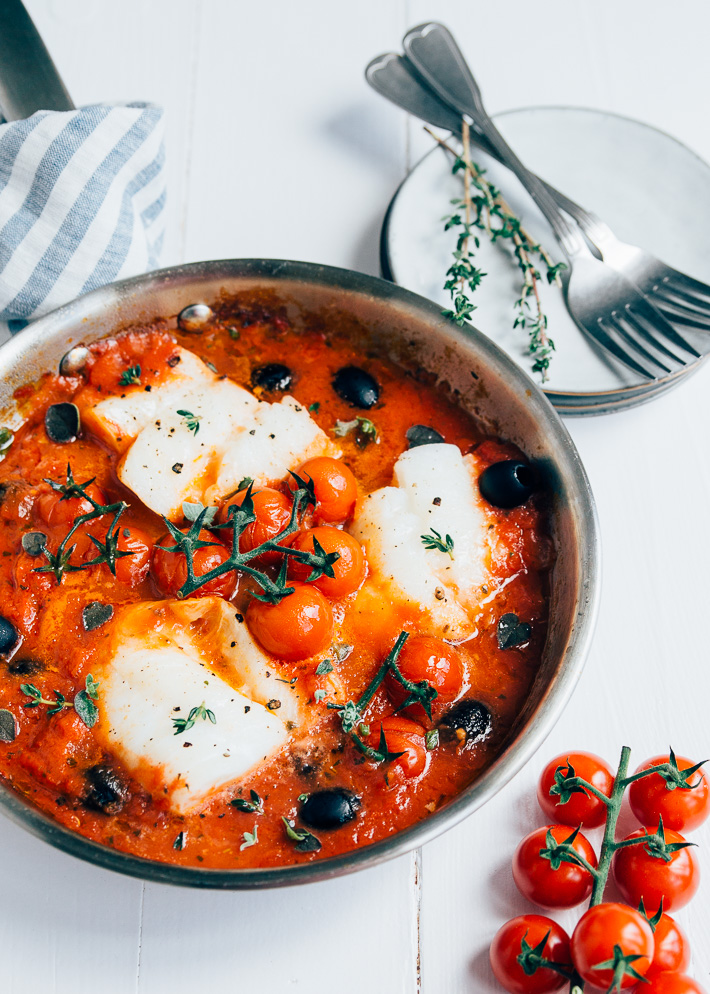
[0, 295, 553, 868]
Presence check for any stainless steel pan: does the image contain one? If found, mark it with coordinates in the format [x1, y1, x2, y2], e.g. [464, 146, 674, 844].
[0, 259, 600, 888]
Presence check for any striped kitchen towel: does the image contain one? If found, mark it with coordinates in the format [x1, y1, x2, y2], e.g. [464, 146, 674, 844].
[0, 102, 165, 327]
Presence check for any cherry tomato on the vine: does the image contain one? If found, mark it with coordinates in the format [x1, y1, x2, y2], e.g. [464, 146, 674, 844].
[489, 914, 571, 994]
[288, 526, 366, 597]
[222, 487, 292, 563]
[290, 456, 357, 523]
[37, 482, 106, 529]
[512, 825, 597, 909]
[113, 526, 152, 585]
[612, 826, 700, 912]
[643, 975, 708, 994]
[571, 903, 654, 990]
[629, 754, 709, 833]
[645, 911, 690, 979]
[152, 529, 236, 600]
[386, 636, 466, 716]
[537, 751, 614, 828]
[247, 582, 333, 660]
[366, 716, 428, 781]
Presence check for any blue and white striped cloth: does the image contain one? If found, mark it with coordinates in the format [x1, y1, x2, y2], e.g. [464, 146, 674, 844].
[0, 102, 165, 328]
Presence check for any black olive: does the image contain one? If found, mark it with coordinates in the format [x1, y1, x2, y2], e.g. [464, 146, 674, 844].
[406, 424, 445, 448]
[85, 764, 129, 815]
[0, 616, 18, 655]
[45, 402, 80, 443]
[478, 460, 537, 509]
[251, 363, 293, 391]
[332, 366, 379, 409]
[300, 788, 360, 830]
[7, 657, 42, 676]
[440, 700, 492, 747]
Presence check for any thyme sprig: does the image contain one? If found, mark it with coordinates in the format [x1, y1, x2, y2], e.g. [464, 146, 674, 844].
[119, 364, 141, 386]
[327, 632, 437, 763]
[177, 409, 201, 435]
[34, 465, 129, 582]
[160, 480, 339, 603]
[421, 528, 454, 560]
[21, 673, 99, 729]
[428, 121, 565, 383]
[172, 701, 216, 735]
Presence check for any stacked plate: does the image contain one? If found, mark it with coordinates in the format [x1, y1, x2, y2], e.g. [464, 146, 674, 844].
[381, 107, 710, 415]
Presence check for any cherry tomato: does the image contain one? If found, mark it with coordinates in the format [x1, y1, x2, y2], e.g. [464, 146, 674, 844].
[289, 527, 366, 597]
[613, 826, 700, 912]
[629, 754, 709, 833]
[644, 976, 708, 994]
[112, 526, 152, 585]
[152, 528, 236, 600]
[222, 487, 292, 563]
[646, 912, 690, 979]
[367, 716, 428, 780]
[512, 825, 597, 909]
[247, 582, 333, 660]
[489, 914, 571, 994]
[37, 482, 106, 529]
[571, 903, 654, 990]
[290, 457, 357, 523]
[386, 635, 465, 716]
[537, 751, 614, 829]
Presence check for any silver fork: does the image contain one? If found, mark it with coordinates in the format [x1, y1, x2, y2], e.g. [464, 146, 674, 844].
[368, 27, 704, 378]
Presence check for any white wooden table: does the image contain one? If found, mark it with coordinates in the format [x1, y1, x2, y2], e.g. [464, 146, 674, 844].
[5, 2, 710, 991]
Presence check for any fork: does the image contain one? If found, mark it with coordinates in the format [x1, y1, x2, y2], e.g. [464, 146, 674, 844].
[399, 22, 706, 377]
[399, 24, 710, 338]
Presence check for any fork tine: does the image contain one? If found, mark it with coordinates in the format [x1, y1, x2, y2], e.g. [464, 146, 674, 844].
[586, 318, 656, 379]
[624, 299, 702, 358]
[608, 314, 672, 374]
[663, 272, 710, 302]
[622, 308, 686, 364]
[656, 304, 710, 331]
[651, 283, 710, 321]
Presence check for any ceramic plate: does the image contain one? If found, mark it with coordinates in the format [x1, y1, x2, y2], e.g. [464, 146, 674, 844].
[382, 106, 710, 410]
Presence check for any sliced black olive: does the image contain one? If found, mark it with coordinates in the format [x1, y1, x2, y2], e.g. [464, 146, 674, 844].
[84, 764, 129, 815]
[478, 460, 537, 509]
[7, 657, 42, 676]
[251, 363, 293, 391]
[45, 402, 80, 443]
[0, 616, 18, 655]
[332, 366, 379, 409]
[300, 788, 360, 830]
[440, 699, 492, 747]
[82, 602, 114, 632]
[406, 424, 445, 448]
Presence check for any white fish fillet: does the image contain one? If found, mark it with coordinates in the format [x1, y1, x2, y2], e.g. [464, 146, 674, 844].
[97, 597, 305, 813]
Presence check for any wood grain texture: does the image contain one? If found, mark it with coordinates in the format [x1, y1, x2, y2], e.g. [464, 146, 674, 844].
[4, 2, 710, 991]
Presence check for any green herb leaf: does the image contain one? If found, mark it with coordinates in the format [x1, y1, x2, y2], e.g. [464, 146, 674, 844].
[308, 402, 320, 414]
[281, 816, 321, 852]
[231, 789, 264, 814]
[497, 613, 531, 649]
[425, 729, 439, 751]
[333, 417, 378, 447]
[119, 364, 142, 386]
[177, 410, 201, 436]
[237, 476, 254, 492]
[240, 825, 259, 850]
[313, 689, 327, 703]
[82, 602, 114, 632]
[420, 528, 454, 560]
[315, 659, 333, 676]
[0, 426, 13, 454]
[172, 701, 216, 735]
[182, 500, 219, 527]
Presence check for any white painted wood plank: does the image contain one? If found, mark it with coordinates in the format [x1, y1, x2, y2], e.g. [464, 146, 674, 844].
[0, 817, 143, 993]
[137, 853, 419, 994]
[181, 0, 409, 275]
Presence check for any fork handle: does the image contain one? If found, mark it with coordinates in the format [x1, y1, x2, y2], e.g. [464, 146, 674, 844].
[403, 23, 587, 259]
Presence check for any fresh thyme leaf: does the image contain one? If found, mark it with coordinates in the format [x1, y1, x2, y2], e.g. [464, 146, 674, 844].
[172, 701, 216, 735]
[308, 402, 320, 414]
[333, 416, 378, 447]
[425, 729, 440, 751]
[182, 500, 219, 527]
[420, 528, 454, 560]
[240, 825, 259, 850]
[313, 689, 327, 703]
[177, 409, 201, 436]
[74, 688, 98, 728]
[119, 364, 142, 386]
[315, 659, 333, 676]
[430, 121, 563, 382]
[231, 789, 264, 814]
[228, 326, 240, 340]
[0, 426, 13, 454]
[237, 476, 253, 492]
[173, 831, 186, 850]
[281, 817, 321, 852]
[20, 674, 98, 726]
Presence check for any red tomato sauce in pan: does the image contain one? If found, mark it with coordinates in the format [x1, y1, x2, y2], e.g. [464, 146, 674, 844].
[0, 296, 553, 868]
